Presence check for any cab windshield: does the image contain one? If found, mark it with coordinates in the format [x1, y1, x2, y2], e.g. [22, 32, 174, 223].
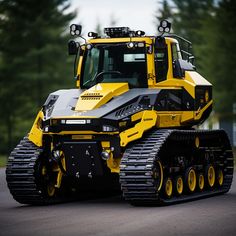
[81, 43, 147, 88]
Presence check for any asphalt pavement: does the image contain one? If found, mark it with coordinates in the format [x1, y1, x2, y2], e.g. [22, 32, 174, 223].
[0, 168, 236, 236]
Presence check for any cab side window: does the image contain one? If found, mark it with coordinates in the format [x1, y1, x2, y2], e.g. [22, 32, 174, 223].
[172, 43, 180, 61]
[172, 43, 183, 78]
[155, 47, 168, 83]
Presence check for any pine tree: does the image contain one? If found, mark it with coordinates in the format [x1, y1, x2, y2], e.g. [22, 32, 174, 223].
[204, 0, 236, 113]
[95, 19, 103, 36]
[110, 14, 118, 26]
[171, 0, 214, 43]
[171, 0, 214, 69]
[0, 0, 75, 153]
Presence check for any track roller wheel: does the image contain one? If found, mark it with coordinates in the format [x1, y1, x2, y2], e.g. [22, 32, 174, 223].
[185, 167, 197, 193]
[164, 177, 173, 198]
[205, 165, 215, 188]
[217, 169, 224, 187]
[174, 176, 184, 196]
[198, 173, 204, 191]
[153, 161, 164, 192]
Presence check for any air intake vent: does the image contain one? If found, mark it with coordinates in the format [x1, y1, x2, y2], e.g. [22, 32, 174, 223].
[80, 93, 103, 100]
[115, 104, 134, 117]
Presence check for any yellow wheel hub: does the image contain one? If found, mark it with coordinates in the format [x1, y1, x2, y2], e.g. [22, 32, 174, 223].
[207, 165, 215, 187]
[176, 176, 183, 195]
[198, 174, 204, 191]
[218, 169, 224, 186]
[165, 178, 173, 198]
[187, 168, 196, 192]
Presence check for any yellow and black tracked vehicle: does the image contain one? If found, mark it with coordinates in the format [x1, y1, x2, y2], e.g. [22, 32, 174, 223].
[6, 21, 234, 205]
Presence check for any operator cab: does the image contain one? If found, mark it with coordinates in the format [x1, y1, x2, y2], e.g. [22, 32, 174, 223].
[81, 42, 148, 89]
[68, 22, 195, 89]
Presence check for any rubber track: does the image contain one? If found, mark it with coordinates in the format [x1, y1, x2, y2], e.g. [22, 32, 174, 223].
[119, 129, 234, 205]
[6, 137, 119, 205]
[6, 137, 60, 205]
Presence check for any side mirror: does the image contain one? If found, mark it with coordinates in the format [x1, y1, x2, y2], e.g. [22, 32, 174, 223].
[68, 40, 79, 55]
[155, 36, 166, 49]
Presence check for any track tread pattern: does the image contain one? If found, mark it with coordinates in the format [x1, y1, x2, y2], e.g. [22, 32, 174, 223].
[120, 129, 234, 205]
[6, 137, 60, 205]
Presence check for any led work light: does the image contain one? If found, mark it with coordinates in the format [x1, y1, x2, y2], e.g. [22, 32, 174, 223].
[70, 24, 82, 36]
[158, 20, 171, 33]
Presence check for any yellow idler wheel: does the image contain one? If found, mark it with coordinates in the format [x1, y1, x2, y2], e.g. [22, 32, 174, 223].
[164, 177, 173, 198]
[205, 165, 215, 188]
[217, 169, 224, 187]
[47, 182, 56, 197]
[185, 167, 197, 193]
[195, 136, 200, 148]
[41, 166, 47, 176]
[174, 176, 184, 196]
[153, 161, 164, 192]
[198, 173, 204, 191]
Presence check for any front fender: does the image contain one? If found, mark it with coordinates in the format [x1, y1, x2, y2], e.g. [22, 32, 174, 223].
[28, 110, 44, 147]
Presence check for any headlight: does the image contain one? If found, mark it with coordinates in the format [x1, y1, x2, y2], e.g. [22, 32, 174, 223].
[102, 125, 117, 132]
[65, 119, 86, 124]
[60, 119, 91, 125]
[101, 151, 111, 160]
[44, 126, 49, 132]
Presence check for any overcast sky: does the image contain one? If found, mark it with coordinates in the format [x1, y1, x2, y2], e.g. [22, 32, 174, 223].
[70, 0, 161, 36]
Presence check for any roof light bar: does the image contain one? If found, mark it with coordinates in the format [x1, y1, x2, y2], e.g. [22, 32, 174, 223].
[104, 27, 130, 38]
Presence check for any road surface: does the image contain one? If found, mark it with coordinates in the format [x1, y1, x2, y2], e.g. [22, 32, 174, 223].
[0, 168, 236, 236]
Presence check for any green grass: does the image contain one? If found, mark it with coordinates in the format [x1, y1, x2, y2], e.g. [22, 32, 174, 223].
[0, 155, 7, 167]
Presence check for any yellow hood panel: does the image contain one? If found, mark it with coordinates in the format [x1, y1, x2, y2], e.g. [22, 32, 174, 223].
[75, 83, 129, 111]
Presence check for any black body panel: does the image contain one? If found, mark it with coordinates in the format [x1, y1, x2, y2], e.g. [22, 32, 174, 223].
[154, 89, 194, 111]
[195, 85, 212, 110]
[43, 85, 212, 133]
[61, 141, 103, 177]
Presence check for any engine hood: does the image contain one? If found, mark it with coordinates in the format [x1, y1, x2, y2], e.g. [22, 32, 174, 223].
[75, 83, 129, 111]
[41, 86, 161, 133]
[43, 85, 160, 121]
